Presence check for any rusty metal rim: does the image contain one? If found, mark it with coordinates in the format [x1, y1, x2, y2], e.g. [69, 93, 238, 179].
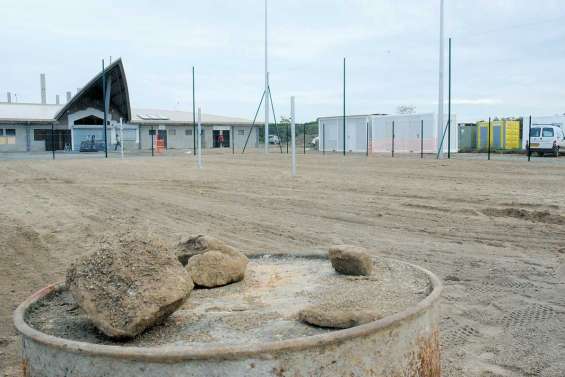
[14, 257, 442, 362]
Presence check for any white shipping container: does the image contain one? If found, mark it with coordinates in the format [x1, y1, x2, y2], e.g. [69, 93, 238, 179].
[318, 113, 457, 155]
[318, 115, 370, 153]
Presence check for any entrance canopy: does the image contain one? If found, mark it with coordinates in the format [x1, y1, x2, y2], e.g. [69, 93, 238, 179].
[54, 59, 131, 123]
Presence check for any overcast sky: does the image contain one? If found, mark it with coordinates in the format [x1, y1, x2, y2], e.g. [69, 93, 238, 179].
[2, 0, 564, 122]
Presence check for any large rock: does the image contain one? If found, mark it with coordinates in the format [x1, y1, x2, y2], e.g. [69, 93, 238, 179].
[329, 245, 373, 276]
[66, 237, 194, 339]
[298, 304, 381, 329]
[176, 235, 239, 266]
[187, 249, 248, 288]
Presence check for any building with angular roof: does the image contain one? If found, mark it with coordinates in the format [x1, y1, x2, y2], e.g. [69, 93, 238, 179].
[0, 59, 259, 152]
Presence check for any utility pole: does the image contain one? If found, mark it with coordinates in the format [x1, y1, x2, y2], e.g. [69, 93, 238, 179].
[193, 66, 196, 153]
[437, 0, 445, 159]
[291, 96, 296, 177]
[264, 0, 269, 154]
[343, 57, 346, 156]
[448, 37, 452, 159]
[102, 59, 108, 158]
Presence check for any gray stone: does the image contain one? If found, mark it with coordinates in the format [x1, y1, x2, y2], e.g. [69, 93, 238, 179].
[176, 235, 239, 266]
[329, 245, 373, 276]
[66, 237, 194, 339]
[298, 304, 381, 329]
[187, 249, 248, 288]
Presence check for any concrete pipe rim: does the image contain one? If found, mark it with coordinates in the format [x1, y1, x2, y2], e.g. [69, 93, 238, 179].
[14, 254, 443, 363]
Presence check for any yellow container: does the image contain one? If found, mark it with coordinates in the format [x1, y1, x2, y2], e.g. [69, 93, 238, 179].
[477, 120, 521, 150]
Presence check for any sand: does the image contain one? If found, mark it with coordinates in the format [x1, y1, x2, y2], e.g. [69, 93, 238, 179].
[1, 152, 565, 376]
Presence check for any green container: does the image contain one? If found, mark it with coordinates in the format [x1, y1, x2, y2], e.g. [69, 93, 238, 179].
[458, 124, 477, 152]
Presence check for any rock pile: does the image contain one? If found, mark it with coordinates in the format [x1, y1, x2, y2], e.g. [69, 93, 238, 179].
[298, 245, 379, 329]
[298, 304, 381, 329]
[66, 237, 193, 339]
[329, 245, 373, 276]
[179, 235, 248, 288]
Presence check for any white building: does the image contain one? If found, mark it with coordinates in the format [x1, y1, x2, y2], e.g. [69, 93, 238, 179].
[0, 59, 259, 153]
[318, 113, 457, 155]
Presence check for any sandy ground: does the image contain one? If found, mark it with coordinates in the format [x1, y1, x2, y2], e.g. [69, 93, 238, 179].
[1, 152, 564, 376]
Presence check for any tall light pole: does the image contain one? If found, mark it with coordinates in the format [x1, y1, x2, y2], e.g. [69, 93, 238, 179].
[437, 0, 445, 159]
[264, 0, 269, 154]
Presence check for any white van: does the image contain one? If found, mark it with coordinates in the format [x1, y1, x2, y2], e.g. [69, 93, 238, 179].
[527, 125, 564, 157]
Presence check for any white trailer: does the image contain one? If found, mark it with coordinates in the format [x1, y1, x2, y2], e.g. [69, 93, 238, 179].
[371, 113, 457, 155]
[318, 115, 370, 153]
[317, 113, 457, 155]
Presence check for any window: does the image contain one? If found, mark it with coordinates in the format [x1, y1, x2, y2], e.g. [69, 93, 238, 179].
[530, 128, 541, 137]
[170, 128, 176, 136]
[0, 128, 16, 145]
[542, 128, 554, 137]
[34, 129, 49, 141]
[185, 129, 193, 136]
[238, 129, 245, 136]
[74, 115, 103, 125]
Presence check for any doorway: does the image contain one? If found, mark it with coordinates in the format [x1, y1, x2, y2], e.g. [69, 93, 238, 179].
[157, 130, 167, 149]
[213, 130, 230, 148]
[45, 130, 71, 151]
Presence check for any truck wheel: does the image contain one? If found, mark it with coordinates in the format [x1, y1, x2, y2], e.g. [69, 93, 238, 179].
[537, 152, 544, 157]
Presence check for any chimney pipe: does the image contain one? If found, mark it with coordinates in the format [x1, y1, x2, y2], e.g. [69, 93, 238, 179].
[7, 92, 11, 103]
[40, 73, 46, 104]
[66, 91, 72, 102]
[56, 95, 60, 105]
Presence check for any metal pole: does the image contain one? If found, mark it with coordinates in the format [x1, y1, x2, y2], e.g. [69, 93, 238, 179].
[286, 124, 290, 154]
[528, 116, 532, 161]
[448, 37, 452, 159]
[303, 123, 306, 154]
[264, 0, 269, 154]
[151, 127, 154, 157]
[193, 66, 196, 152]
[322, 123, 326, 155]
[51, 122, 55, 160]
[231, 125, 235, 155]
[392, 121, 395, 158]
[343, 57, 346, 156]
[120, 117, 124, 160]
[437, 0, 445, 159]
[267, 84, 283, 154]
[291, 96, 296, 177]
[366, 122, 369, 157]
[488, 117, 491, 161]
[242, 91, 266, 153]
[197, 108, 203, 169]
[421, 119, 424, 159]
[102, 59, 108, 158]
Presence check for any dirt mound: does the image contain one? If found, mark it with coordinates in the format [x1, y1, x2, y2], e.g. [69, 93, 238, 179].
[482, 208, 565, 225]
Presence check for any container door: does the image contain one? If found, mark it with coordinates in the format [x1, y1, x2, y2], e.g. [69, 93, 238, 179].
[493, 126, 501, 148]
[480, 127, 488, 149]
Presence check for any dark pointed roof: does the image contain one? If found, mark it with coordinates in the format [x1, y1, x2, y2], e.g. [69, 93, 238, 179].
[54, 58, 131, 122]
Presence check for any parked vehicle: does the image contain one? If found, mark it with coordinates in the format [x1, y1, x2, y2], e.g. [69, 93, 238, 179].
[268, 135, 280, 145]
[527, 125, 564, 157]
[311, 136, 320, 149]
